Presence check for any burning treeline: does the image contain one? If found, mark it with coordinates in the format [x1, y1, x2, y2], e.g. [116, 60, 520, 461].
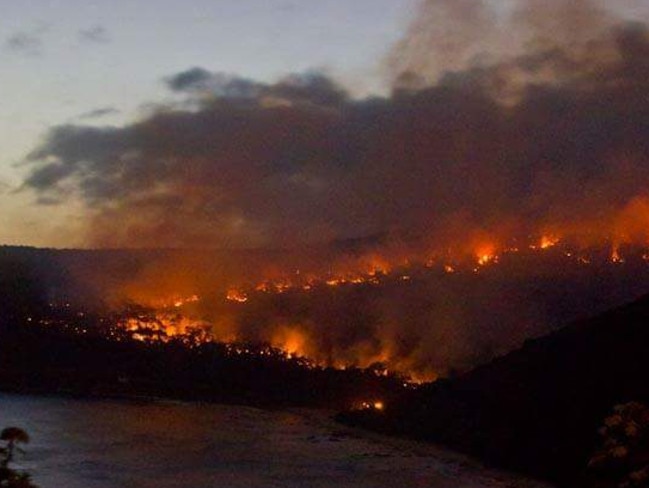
[21, 1, 649, 380]
[50, 237, 649, 383]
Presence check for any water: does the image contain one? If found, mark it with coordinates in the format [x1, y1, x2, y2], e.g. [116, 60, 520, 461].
[0, 393, 550, 488]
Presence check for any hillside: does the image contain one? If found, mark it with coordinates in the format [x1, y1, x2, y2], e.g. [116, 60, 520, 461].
[337, 294, 649, 486]
[4, 243, 649, 380]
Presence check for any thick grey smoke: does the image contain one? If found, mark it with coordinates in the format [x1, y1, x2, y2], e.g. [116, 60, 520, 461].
[388, 0, 618, 89]
[23, 7, 649, 249]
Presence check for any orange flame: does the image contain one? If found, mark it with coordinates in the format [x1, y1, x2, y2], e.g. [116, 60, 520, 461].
[535, 235, 560, 250]
[475, 243, 497, 266]
[271, 326, 308, 358]
[226, 288, 248, 303]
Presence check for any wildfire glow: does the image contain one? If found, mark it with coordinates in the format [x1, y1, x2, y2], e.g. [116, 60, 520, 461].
[477, 253, 497, 266]
[473, 240, 498, 267]
[146, 294, 200, 309]
[355, 400, 386, 411]
[534, 235, 560, 250]
[74, 228, 649, 384]
[611, 248, 625, 264]
[226, 288, 249, 303]
[121, 313, 212, 346]
[271, 326, 308, 358]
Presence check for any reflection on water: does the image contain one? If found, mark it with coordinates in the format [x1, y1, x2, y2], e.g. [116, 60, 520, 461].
[0, 393, 548, 488]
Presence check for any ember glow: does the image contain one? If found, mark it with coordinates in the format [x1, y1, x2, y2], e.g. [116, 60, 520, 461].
[226, 289, 249, 303]
[531, 236, 561, 251]
[477, 251, 497, 267]
[353, 400, 387, 412]
[611, 248, 625, 264]
[271, 327, 308, 359]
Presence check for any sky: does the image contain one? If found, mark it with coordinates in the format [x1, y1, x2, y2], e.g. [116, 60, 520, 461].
[0, 0, 418, 247]
[2, 0, 649, 249]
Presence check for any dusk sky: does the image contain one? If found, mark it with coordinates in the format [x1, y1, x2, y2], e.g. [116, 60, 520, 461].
[1, 0, 417, 247]
[2, 0, 648, 249]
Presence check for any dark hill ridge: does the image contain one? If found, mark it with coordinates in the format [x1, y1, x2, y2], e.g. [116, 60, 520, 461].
[337, 293, 649, 486]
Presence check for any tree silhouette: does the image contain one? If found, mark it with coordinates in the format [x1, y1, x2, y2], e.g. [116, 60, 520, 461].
[0, 428, 29, 467]
[0, 427, 37, 488]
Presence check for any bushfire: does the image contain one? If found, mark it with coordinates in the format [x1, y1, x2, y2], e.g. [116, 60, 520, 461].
[220, 234, 638, 302]
[25, 233, 649, 384]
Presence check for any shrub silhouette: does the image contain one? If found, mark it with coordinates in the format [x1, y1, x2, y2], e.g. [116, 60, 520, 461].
[585, 402, 649, 487]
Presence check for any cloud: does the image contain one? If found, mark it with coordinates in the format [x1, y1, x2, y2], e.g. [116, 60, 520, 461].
[166, 67, 214, 91]
[165, 68, 262, 99]
[23, 161, 77, 192]
[5, 31, 44, 56]
[165, 68, 347, 108]
[78, 107, 120, 120]
[78, 25, 110, 44]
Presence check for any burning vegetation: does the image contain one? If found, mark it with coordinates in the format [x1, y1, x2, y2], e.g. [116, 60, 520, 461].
[15, 234, 649, 385]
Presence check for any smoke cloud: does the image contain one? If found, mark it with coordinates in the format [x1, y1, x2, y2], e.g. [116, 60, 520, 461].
[23, 2, 649, 251]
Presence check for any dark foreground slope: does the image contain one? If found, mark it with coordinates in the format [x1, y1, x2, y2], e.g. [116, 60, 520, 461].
[0, 321, 405, 410]
[338, 294, 649, 486]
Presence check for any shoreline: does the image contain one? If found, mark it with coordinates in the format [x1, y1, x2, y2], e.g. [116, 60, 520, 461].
[293, 407, 555, 488]
[0, 390, 555, 488]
